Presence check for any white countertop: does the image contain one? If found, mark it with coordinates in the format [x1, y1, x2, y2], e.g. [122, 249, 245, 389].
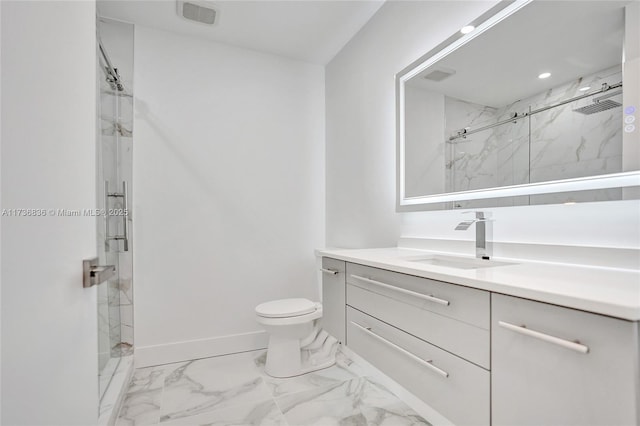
[316, 247, 640, 321]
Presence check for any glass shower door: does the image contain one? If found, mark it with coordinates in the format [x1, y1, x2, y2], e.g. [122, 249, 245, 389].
[96, 18, 134, 408]
[97, 55, 124, 402]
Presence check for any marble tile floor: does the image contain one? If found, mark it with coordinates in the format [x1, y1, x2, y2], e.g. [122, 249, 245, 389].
[116, 349, 431, 426]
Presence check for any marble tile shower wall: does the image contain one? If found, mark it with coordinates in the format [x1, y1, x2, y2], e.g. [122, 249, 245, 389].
[445, 65, 623, 207]
[115, 92, 134, 354]
[526, 67, 622, 204]
[119, 245, 134, 352]
[508, 66, 622, 182]
[100, 95, 123, 356]
[444, 96, 502, 193]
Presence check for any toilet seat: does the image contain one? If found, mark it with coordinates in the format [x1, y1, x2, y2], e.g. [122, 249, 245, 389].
[256, 306, 323, 327]
[255, 298, 318, 318]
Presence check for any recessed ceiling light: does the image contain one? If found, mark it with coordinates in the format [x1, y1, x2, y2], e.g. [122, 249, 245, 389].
[460, 25, 475, 34]
[579, 86, 591, 92]
[538, 72, 551, 79]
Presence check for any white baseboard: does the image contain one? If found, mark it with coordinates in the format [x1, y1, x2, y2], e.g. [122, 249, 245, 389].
[135, 330, 269, 368]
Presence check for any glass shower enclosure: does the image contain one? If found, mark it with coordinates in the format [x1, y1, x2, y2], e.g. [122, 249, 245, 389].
[96, 17, 134, 412]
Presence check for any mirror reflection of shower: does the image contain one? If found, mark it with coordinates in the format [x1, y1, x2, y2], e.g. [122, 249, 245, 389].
[448, 81, 623, 142]
[438, 65, 625, 206]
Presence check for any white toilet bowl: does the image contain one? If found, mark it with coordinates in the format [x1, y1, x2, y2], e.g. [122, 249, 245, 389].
[256, 298, 338, 378]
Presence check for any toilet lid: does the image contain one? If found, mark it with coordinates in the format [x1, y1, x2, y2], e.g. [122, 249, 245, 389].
[255, 298, 317, 318]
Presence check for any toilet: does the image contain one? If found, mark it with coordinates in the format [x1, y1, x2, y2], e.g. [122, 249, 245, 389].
[255, 298, 338, 378]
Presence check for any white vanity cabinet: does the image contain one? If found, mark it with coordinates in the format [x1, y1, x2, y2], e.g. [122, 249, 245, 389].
[492, 293, 640, 426]
[319, 251, 640, 426]
[321, 257, 346, 344]
[344, 262, 491, 425]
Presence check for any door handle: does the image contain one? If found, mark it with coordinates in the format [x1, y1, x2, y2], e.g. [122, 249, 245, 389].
[83, 257, 116, 288]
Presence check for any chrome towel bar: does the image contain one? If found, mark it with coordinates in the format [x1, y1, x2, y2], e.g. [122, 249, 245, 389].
[105, 180, 130, 252]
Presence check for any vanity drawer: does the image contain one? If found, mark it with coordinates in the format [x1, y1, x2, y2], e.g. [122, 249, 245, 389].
[492, 293, 640, 426]
[346, 263, 489, 328]
[347, 307, 490, 426]
[346, 263, 490, 368]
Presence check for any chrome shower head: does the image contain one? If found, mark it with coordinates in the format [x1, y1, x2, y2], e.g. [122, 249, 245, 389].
[573, 99, 621, 115]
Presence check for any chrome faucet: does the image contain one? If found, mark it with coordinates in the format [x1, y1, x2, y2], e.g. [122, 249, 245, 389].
[455, 211, 492, 259]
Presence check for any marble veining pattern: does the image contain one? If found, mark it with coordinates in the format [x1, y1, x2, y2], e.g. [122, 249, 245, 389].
[444, 96, 502, 194]
[116, 365, 169, 426]
[257, 351, 366, 398]
[276, 377, 430, 426]
[99, 356, 135, 425]
[116, 349, 431, 426]
[160, 400, 287, 426]
[159, 352, 272, 422]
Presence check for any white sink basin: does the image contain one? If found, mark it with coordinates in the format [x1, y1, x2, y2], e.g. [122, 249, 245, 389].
[406, 254, 516, 270]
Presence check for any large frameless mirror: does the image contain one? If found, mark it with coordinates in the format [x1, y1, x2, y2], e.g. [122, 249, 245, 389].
[397, 0, 640, 210]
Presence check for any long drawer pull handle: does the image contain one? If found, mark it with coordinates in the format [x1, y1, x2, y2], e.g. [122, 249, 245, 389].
[498, 321, 589, 354]
[351, 321, 449, 378]
[350, 274, 450, 306]
[320, 268, 339, 275]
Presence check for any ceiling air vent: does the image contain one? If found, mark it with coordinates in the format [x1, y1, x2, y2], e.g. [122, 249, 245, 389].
[423, 67, 456, 82]
[177, 1, 218, 25]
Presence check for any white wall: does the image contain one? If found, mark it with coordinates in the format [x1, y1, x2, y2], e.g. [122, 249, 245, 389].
[326, 1, 498, 248]
[1, 2, 98, 424]
[326, 0, 640, 251]
[133, 26, 325, 366]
